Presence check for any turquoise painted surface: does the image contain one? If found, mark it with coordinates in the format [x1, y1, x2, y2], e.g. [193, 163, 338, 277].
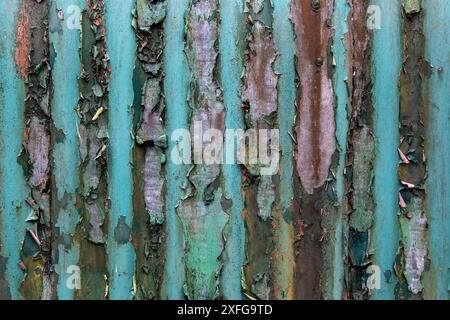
[424, 0, 450, 300]
[163, 0, 189, 300]
[49, 0, 84, 300]
[372, 0, 402, 300]
[219, 0, 245, 300]
[0, 0, 29, 300]
[331, 0, 350, 300]
[273, 0, 295, 214]
[272, 0, 296, 299]
[105, 0, 137, 300]
[0, 0, 448, 301]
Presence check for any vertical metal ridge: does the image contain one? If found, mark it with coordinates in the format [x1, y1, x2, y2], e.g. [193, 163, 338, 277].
[372, 0, 402, 300]
[49, 0, 85, 300]
[0, 0, 448, 301]
[105, 0, 136, 299]
[162, 0, 189, 300]
[219, 0, 246, 300]
[423, 0, 450, 300]
[331, 0, 351, 300]
[75, 1, 110, 300]
[272, 0, 296, 300]
[0, 0, 29, 300]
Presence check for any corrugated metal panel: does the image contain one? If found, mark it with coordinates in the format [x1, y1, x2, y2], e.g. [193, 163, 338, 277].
[0, 0, 448, 300]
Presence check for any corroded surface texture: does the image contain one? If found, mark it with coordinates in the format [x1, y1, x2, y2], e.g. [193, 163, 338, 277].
[0, 0, 448, 300]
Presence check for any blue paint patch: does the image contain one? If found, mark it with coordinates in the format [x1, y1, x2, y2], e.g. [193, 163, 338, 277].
[371, 0, 402, 300]
[105, 0, 137, 300]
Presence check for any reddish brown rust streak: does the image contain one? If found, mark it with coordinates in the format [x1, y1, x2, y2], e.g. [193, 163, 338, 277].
[15, 0, 30, 79]
[292, 0, 335, 195]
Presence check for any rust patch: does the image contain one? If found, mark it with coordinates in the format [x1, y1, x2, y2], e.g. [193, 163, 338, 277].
[132, 0, 167, 300]
[242, 21, 278, 129]
[15, 0, 30, 79]
[292, 0, 336, 195]
[395, 3, 429, 299]
[342, 0, 377, 300]
[290, 0, 339, 300]
[241, 0, 278, 300]
[20, 0, 54, 300]
[74, 1, 110, 299]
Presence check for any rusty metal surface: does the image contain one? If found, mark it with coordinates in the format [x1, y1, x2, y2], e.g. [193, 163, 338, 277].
[0, 0, 449, 300]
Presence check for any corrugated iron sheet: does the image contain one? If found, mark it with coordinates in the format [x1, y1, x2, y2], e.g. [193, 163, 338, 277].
[0, 0, 448, 300]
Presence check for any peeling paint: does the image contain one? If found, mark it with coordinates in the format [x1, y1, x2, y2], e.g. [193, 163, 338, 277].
[0, 0, 449, 301]
[20, 0, 53, 300]
[179, 0, 228, 300]
[395, 1, 429, 299]
[291, 0, 339, 300]
[132, 0, 167, 300]
[219, 0, 246, 300]
[49, 0, 85, 300]
[1, 0, 42, 300]
[271, 0, 296, 301]
[344, 0, 377, 300]
[241, 0, 278, 301]
[74, 2, 110, 299]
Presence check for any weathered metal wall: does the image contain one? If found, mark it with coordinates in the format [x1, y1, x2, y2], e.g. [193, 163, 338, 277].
[0, 0, 448, 300]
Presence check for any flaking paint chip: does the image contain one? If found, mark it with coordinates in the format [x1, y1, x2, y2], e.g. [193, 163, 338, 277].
[92, 107, 104, 121]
